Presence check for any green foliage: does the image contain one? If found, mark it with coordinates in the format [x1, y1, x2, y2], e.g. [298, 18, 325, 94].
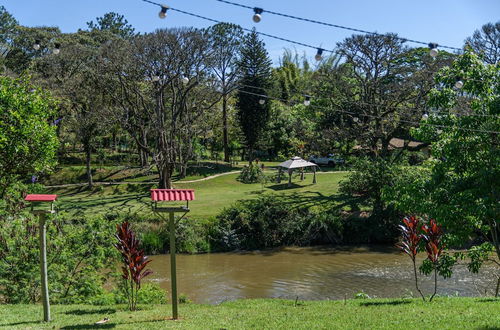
[237, 163, 264, 183]
[0, 215, 118, 304]
[86, 12, 136, 39]
[0, 76, 59, 197]
[212, 195, 343, 251]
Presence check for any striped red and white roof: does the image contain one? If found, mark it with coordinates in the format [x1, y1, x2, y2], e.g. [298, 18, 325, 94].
[151, 189, 195, 202]
[25, 194, 58, 202]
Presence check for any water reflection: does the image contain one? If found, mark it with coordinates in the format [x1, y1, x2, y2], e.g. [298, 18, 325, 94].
[146, 246, 496, 304]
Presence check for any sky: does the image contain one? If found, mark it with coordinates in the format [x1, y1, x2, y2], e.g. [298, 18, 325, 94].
[3, 0, 500, 64]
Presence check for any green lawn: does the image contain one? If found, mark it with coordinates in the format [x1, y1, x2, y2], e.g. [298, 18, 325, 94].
[46, 172, 349, 219]
[0, 298, 498, 329]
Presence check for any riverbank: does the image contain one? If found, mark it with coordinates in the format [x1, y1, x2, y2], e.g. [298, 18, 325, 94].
[1, 297, 498, 329]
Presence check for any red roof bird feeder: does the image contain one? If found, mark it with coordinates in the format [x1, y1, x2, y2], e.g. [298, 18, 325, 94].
[24, 194, 58, 323]
[150, 189, 195, 320]
[151, 189, 194, 213]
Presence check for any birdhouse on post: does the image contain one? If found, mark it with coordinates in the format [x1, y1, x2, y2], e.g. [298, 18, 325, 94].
[151, 189, 194, 320]
[24, 194, 57, 323]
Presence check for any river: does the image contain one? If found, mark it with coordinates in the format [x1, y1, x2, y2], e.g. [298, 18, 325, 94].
[145, 246, 497, 304]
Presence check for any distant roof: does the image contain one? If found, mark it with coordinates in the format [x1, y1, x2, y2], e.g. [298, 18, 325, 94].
[25, 194, 57, 202]
[151, 189, 195, 202]
[278, 156, 318, 169]
[388, 138, 425, 149]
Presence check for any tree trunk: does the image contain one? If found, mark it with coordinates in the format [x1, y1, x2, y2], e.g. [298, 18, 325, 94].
[84, 143, 93, 188]
[222, 93, 230, 163]
[158, 164, 172, 189]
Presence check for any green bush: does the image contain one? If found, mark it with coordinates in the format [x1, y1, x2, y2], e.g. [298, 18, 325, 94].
[0, 215, 118, 304]
[237, 163, 264, 183]
[211, 195, 343, 251]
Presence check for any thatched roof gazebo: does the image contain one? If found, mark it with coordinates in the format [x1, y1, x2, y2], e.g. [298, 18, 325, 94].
[277, 156, 319, 187]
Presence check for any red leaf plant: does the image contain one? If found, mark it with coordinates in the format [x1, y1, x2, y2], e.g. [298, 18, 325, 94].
[422, 219, 444, 302]
[397, 216, 426, 301]
[115, 222, 153, 311]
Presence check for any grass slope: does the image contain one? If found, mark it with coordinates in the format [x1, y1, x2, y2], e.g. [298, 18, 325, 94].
[0, 298, 498, 329]
[47, 172, 349, 219]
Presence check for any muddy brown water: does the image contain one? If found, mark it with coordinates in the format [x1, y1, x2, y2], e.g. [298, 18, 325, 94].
[145, 246, 497, 304]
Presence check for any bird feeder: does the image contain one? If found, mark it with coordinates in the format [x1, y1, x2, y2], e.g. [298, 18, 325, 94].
[24, 194, 57, 322]
[151, 189, 195, 320]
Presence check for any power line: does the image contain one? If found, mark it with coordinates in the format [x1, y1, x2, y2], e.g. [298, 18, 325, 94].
[234, 86, 500, 134]
[213, 0, 462, 52]
[140, 0, 336, 53]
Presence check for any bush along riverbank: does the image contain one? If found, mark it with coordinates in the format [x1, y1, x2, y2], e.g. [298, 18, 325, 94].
[0, 297, 498, 329]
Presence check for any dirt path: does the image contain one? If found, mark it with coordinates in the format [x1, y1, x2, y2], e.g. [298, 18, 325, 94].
[45, 170, 348, 188]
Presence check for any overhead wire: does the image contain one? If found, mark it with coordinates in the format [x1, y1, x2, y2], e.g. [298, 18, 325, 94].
[213, 0, 463, 51]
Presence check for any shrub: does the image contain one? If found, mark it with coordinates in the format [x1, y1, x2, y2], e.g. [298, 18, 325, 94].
[237, 163, 264, 183]
[0, 215, 118, 304]
[115, 222, 153, 311]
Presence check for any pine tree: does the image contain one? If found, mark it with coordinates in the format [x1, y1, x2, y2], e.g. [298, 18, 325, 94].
[236, 29, 272, 163]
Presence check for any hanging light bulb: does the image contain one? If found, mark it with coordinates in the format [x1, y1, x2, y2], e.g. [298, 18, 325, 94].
[158, 5, 169, 19]
[253, 8, 263, 23]
[422, 113, 429, 120]
[353, 117, 359, 122]
[315, 48, 323, 61]
[181, 76, 189, 85]
[152, 74, 160, 82]
[455, 79, 464, 89]
[303, 95, 311, 106]
[33, 39, 41, 50]
[52, 43, 60, 55]
[259, 99, 265, 105]
[428, 43, 438, 58]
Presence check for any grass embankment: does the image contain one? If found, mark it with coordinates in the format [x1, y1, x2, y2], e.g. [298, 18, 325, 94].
[46, 171, 349, 219]
[0, 298, 498, 329]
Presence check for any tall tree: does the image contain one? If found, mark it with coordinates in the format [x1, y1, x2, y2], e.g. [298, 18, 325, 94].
[236, 29, 272, 163]
[207, 23, 244, 163]
[102, 28, 219, 188]
[465, 21, 500, 65]
[86, 12, 135, 39]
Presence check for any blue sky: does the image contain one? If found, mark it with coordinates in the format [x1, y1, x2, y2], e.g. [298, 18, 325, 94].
[3, 0, 499, 63]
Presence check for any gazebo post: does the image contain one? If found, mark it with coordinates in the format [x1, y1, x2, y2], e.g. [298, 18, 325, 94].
[300, 168, 304, 181]
[313, 166, 317, 184]
[288, 169, 292, 187]
[25, 195, 57, 323]
[277, 168, 282, 183]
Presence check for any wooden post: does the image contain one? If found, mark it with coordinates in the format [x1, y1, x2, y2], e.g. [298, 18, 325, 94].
[313, 166, 317, 184]
[169, 212, 178, 319]
[288, 169, 292, 187]
[39, 213, 50, 322]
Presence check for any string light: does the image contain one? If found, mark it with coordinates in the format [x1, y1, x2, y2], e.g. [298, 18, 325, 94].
[259, 99, 265, 105]
[152, 74, 160, 82]
[353, 117, 359, 122]
[33, 40, 41, 50]
[181, 76, 189, 85]
[422, 113, 429, 120]
[455, 79, 464, 89]
[159, 4, 169, 19]
[304, 95, 311, 106]
[53, 43, 60, 55]
[428, 43, 439, 58]
[253, 8, 263, 23]
[315, 48, 323, 61]
[213, 0, 462, 51]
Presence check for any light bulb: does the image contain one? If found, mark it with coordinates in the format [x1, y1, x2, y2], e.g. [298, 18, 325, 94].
[353, 117, 359, 122]
[259, 99, 265, 105]
[52, 43, 60, 55]
[304, 95, 311, 106]
[181, 76, 189, 85]
[152, 75, 160, 82]
[315, 48, 323, 61]
[428, 43, 438, 58]
[33, 40, 41, 50]
[455, 80, 464, 89]
[159, 5, 168, 19]
[422, 113, 429, 120]
[253, 8, 263, 23]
